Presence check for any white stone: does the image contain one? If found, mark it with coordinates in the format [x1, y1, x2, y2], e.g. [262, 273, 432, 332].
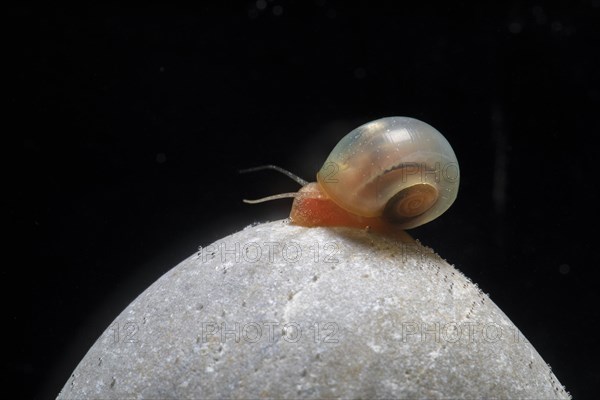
[57, 220, 570, 399]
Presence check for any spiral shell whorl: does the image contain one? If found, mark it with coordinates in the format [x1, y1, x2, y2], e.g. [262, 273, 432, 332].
[316, 117, 459, 229]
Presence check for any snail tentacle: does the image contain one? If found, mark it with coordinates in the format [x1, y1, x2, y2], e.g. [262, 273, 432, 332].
[239, 165, 309, 186]
[242, 192, 300, 204]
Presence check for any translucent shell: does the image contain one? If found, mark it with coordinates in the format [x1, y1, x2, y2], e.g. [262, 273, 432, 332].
[316, 117, 459, 229]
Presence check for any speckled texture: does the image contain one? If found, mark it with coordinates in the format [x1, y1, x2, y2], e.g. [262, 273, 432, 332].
[57, 220, 570, 399]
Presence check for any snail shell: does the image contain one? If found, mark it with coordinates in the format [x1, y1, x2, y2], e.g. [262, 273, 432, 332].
[316, 117, 459, 229]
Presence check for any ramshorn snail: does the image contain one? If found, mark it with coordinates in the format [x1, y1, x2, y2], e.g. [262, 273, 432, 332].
[242, 117, 459, 239]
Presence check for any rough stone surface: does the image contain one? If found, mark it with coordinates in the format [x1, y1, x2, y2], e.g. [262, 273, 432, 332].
[57, 220, 570, 399]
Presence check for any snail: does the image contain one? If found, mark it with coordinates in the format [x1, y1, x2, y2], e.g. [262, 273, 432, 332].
[241, 117, 459, 240]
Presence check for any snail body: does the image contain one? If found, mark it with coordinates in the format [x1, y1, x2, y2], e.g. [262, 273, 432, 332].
[243, 117, 459, 239]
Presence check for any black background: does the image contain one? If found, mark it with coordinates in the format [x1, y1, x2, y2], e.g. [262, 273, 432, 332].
[13, 2, 599, 399]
